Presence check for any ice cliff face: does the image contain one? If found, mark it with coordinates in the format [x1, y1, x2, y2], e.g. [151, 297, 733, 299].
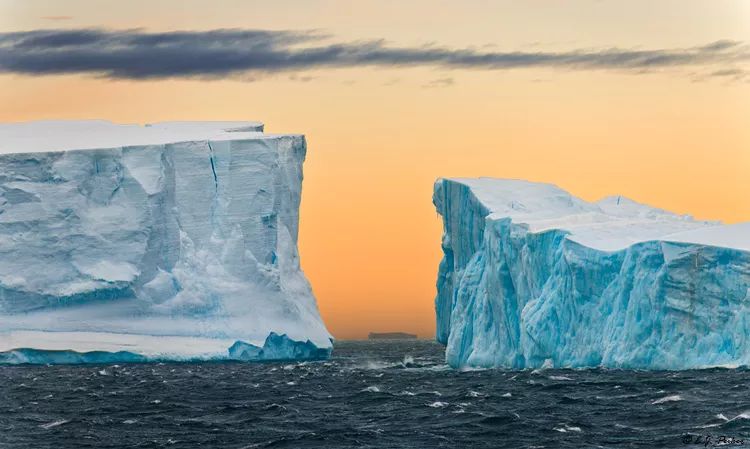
[0, 120, 332, 364]
[434, 178, 750, 369]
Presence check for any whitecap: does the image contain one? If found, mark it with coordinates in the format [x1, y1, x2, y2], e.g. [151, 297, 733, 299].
[123, 419, 138, 425]
[467, 390, 482, 398]
[363, 361, 397, 370]
[548, 375, 573, 381]
[651, 394, 683, 404]
[502, 392, 512, 398]
[699, 411, 750, 428]
[595, 393, 640, 400]
[40, 419, 69, 429]
[458, 365, 487, 372]
[151, 399, 162, 404]
[421, 364, 451, 372]
[428, 401, 448, 408]
[362, 386, 380, 393]
[264, 403, 286, 411]
[98, 369, 108, 376]
[728, 412, 750, 421]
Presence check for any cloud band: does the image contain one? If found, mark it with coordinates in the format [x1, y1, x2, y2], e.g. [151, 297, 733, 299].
[0, 28, 746, 80]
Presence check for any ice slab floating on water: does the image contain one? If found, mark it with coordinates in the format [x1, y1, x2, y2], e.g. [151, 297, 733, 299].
[434, 178, 750, 369]
[0, 332, 330, 364]
[0, 120, 331, 364]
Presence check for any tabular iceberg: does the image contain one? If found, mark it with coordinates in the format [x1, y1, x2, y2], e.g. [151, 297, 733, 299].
[434, 178, 750, 369]
[0, 120, 332, 364]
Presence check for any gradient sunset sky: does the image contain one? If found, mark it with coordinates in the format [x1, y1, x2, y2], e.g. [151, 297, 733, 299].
[2, 1, 749, 339]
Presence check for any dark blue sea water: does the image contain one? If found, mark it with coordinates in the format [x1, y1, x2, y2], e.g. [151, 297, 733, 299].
[2, 340, 750, 448]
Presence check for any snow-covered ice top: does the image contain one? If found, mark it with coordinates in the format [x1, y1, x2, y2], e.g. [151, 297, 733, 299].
[0, 120, 265, 154]
[447, 177, 747, 252]
[664, 223, 750, 253]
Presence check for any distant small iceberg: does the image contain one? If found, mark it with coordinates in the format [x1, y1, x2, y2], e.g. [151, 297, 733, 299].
[368, 332, 418, 340]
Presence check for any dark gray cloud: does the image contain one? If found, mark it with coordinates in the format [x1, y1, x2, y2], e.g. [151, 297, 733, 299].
[0, 28, 747, 80]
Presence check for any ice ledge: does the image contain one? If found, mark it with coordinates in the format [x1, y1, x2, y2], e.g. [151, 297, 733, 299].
[0, 120, 268, 154]
[0, 331, 331, 364]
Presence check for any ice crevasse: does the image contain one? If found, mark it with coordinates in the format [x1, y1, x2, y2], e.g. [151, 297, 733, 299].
[434, 178, 750, 369]
[0, 120, 332, 364]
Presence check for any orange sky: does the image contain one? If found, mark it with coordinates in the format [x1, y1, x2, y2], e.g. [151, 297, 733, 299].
[1, 1, 749, 339]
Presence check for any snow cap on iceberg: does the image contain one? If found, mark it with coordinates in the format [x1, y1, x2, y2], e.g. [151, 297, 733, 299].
[446, 177, 724, 252]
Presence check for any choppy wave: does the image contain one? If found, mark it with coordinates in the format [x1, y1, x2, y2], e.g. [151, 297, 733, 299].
[651, 394, 683, 404]
[3, 340, 750, 448]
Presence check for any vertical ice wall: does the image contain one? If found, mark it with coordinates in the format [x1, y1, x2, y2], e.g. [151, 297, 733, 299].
[434, 177, 750, 369]
[0, 121, 332, 363]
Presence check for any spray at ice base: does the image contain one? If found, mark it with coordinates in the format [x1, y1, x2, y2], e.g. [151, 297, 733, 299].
[0, 120, 332, 364]
[434, 178, 750, 369]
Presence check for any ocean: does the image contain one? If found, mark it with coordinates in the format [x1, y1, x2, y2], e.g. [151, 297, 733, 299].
[2, 340, 749, 448]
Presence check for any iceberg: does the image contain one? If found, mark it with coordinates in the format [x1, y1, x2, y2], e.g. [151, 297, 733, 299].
[0, 120, 332, 364]
[434, 178, 750, 369]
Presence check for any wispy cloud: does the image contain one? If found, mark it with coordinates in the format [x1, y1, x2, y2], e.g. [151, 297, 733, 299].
[41, 16, 73, 21]
[0, 28, 747, 81]
[288, 74, 316, 82]
[422, 77, 455, 88]
[708, 68, 748, 80]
